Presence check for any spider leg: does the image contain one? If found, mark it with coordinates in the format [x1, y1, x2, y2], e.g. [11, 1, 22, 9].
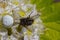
[31, 13, 40, 19]
[28, 10, 34, 18]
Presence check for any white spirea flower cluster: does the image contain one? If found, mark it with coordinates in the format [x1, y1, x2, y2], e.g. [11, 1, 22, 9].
[0, 0, 44, 40]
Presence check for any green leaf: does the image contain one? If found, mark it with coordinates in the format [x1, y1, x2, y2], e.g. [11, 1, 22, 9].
[31, 0, 60, 40]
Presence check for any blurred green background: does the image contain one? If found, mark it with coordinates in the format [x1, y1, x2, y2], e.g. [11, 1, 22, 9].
[30, 0, 60, 40]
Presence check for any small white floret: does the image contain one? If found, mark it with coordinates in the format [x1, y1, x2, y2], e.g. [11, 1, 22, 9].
[3, 15, 14, 27]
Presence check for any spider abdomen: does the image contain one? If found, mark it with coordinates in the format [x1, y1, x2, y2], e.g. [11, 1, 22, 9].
[20, 18, 34, 26]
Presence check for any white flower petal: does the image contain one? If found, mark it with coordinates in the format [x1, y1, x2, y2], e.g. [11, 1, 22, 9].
[0, 8, 4, 14]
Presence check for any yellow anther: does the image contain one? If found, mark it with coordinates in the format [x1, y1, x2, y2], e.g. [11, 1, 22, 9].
[27, 30, 32, 36]
[18, 11, 25, 17]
